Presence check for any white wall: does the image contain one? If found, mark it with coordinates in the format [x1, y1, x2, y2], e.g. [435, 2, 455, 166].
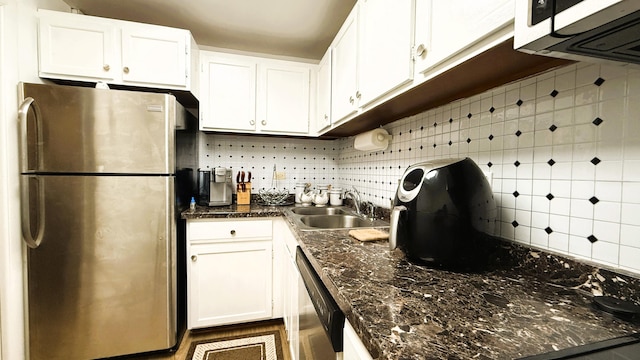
[0, 1, 69, 359]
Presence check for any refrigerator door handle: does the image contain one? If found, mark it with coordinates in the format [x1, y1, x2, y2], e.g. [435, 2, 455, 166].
[19, 97, 45, 248]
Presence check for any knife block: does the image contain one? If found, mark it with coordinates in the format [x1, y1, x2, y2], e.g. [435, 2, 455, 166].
[237, 182, 251, 205]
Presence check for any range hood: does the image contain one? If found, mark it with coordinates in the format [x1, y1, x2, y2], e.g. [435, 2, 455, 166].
[515, 0, 640, 66]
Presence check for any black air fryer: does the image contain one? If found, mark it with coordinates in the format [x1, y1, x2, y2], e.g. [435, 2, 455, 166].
[389, 158, 497, 269]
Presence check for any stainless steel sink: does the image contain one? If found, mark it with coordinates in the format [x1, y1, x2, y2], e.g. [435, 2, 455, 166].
[287, 206, 389, 231]
[289, 207, 348, 215]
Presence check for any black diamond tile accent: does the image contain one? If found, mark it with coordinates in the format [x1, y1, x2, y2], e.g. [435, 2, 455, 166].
[516, 99, 523, 106]
[448, 140, 452, 146]
[589, 196, 600, 205]
[513, 191, 520, 198]
[449, 118, 453, 123]
[588, 235, 598, 243]
[490, 106, 495, 113]
[512, 220, 519, 228]
[548, 159, 556, 166]
[487, 162, 493, 168]
[489, 134, 494, 141]
[594, 77, 605, 86]
[550, 89, 559, 97]
[514, 161, 521, 167]
[515, 130, 522, 137]
[549, 124, 558, 132]
[593, 117, 604, 126]
[546, 193, 555, 201]
[467, 138, 471, 143]
[433, 143, 437, 148]
[433, 122, 438, 127]
[591, 157, 601, 165]
[467, 113, 472, 119]
[545, 227, 553, 234]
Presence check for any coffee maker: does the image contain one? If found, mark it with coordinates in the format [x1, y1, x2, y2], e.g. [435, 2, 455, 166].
[197, 167, 233, 206]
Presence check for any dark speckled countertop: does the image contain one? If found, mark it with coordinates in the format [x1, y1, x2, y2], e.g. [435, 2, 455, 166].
[182, 204, 640, 359]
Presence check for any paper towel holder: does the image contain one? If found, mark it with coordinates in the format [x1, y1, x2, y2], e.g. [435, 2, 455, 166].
[354, 128, 392, 152]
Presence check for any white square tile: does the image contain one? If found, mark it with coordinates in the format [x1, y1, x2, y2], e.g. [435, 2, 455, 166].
[593, 201, 620, 222]
[550, 197, 571, 216]
[619, 245, 640, 272]
[531, 211, 549, 229]
[549, 232, 569, 253]
[596, 161, 623, 181]
[594, 181, 622, 202]
[515, 225, 531, 243]
[530, 228, 549, 248]
[576, 64, 600, 87]
[592, 220, 620, 244]
[569, 235, 592, 258]
[550, 214, 570, 234]
[622, 181, 640, 204]
[570, 217, 593, 237]
[592, 240, 619, 266]
[621, 203, 640, 226]
[620, 224, 640, 247]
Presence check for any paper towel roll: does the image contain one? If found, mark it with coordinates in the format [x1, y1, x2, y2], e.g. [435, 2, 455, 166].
[354, 128, 391, 151]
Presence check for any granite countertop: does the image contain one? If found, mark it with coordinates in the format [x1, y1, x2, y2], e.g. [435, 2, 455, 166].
[182, 204, 640, 359]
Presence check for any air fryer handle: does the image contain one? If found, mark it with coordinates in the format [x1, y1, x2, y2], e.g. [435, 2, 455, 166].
[389, 205, 406, 250]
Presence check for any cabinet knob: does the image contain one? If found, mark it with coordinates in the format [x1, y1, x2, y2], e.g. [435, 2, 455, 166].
[250, 120, 256, 126]
[261, 120, 267, 126]
[230, 230, 236, 236]
[191, 255, 197, 262]
[415, 43, 427, 57]
[324, 114, 328, 120]
[123, 66, 130, 74]
[103, 64, 110, 71]
[356, 91, 361, 99]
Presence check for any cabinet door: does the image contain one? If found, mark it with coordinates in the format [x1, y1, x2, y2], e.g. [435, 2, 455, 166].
[121, 25, 188, 87]
[331, 5, 359, 124]
[200, 54, 257, 131]
[358, 0, 414, 107]
[257, 62, 310, 134]
[315, 48, 332, 133]
[188, 240, 273, 328]
[39, 13, 117, 80]
[415, 0, 514, 74]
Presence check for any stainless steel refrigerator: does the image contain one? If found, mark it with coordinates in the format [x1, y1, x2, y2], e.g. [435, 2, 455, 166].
[18, 82, 197, 359]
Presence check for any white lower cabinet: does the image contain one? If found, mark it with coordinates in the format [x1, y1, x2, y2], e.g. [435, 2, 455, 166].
[187, 219, 274, 329]
[274, 218, 300, 360]
[343, 319, 374, 360]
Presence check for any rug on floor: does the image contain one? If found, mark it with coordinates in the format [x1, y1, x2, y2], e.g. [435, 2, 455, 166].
[186, 330, 284, 360]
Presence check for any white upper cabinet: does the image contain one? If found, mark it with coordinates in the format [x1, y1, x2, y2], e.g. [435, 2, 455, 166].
[331, 0, 415, 125]
[120, 24, 188, 87]
[257, 62, 310, 134]
[331, 5, 359, 124]
[37, 9, 197, 92]
[200, 53, 257, 131]
[200, 51, 314, 135]
[357, 0, 414, 107]
[314, 48, 332, 134]
[414, 0, 515, 75]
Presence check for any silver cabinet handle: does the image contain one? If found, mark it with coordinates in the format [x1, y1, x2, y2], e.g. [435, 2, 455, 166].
[261, 120, 267, 126]
[230, 230, 236, 236]
[349, 96, 354, 104]
[415, 43, 426, 57]
[123, 66, 130, 74]
[18, 97, 45, 249]
[356, 91, 361, 99]
[103, 64, 110, 71]
[324, 114, 328, 120]
[191, 255, 197, 262]
[250, 120, 256, 126]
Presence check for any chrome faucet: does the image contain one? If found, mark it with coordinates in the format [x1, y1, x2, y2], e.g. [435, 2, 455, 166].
[344, 186, 362, 216]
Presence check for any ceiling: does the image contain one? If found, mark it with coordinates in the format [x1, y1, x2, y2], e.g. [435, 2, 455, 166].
[62, 0, 357, 60]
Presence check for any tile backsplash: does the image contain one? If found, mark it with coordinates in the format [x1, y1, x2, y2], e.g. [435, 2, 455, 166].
[200, 62, 640, 274]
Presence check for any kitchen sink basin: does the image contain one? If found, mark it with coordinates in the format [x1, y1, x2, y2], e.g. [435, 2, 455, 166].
[287, 206, 389, 231]
[289, 206, 348, 215]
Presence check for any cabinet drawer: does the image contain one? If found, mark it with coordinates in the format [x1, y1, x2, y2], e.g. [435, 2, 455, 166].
[188, 219, 272, 241]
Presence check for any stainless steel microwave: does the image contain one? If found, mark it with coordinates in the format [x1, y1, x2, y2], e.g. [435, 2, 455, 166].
[515, 0, 640, 66]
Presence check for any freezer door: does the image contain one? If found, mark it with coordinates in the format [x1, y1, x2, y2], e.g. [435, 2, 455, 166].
[26, 175, 177, 360]
[19, 82, 175, 174]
